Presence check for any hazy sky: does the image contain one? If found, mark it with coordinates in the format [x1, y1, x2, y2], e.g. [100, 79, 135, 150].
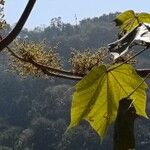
[4, 0, 150, 29]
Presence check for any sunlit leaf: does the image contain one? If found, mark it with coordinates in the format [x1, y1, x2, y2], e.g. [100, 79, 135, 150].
[114, 10, 135, 26]
[138, 13, 150, 24]
[115, 10, 150, 33]
[69, 64, 148, 139]
[114, 10, 136, 33]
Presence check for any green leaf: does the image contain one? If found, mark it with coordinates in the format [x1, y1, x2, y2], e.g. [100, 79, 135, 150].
[115, 10, 150, 33]
[69, 64, 148, 139]
[138, 13, 150, 23]
[114, 10, 137, 33]
[114, 10, 135, 26]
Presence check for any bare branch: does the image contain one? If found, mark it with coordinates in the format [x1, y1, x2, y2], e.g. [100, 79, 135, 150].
[136, 69, 150, 78]
[0, 0, 36, 51]
[29, 58, 83, 80]
[109, 47, 149, 72]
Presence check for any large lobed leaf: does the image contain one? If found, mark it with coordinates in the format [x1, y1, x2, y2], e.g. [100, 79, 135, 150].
[114, 10, 150, 33]
[69, 64, 148, 139]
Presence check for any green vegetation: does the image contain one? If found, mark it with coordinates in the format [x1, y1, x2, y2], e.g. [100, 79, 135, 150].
[70, 64, 147, 138]
[0, 1, 150, 148]
[0, 12, 149, 149]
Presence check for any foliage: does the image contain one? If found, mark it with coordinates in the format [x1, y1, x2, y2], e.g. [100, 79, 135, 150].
[0, 9, 149, 149]
[114, 10, 150, 34]
[69, 64, 147, 138]
[18, 13, 117, 59]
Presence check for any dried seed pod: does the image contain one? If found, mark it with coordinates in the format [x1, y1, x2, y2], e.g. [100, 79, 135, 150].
[69, 47, 108, 75]
[8, 41, 62, 78]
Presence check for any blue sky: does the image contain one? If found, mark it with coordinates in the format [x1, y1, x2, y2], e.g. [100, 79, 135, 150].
[4, 0, 150, 29]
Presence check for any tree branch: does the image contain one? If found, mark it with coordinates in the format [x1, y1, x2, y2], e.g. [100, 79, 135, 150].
[136, 69, 150, 78]
[6, 46, 83, 80]
[1, 1, 149, 81]
[29, 58, 83, 80]
[0, 0, 36, 51]
[6, 46, 150, 81]
[6, 45, 84, 76]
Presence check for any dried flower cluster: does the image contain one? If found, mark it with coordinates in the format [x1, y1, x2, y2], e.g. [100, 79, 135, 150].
[6, 41, 135, 79]
[0, 2, 5, 30]
[124, 51, 136, 64]
[70, 47, 108, 75]
[8, 41, 62, 78]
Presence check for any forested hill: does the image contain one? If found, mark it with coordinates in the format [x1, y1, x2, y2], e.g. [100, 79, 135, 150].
[17, 12, 150, 66]
[18, 13, 118, 59]
[0, 13, 149, 150]
[20, 12, 117, 46]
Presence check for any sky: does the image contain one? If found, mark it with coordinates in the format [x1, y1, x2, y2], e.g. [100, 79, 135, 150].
[4, 0, 150, 30]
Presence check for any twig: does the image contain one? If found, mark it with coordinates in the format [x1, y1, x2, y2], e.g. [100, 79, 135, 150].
[108, 46, 149, 71]
[127, 72, 150, 98]
[6, 46, 83, 80]
[5, 45, 150, 80]
[0, 0, 36, 51]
